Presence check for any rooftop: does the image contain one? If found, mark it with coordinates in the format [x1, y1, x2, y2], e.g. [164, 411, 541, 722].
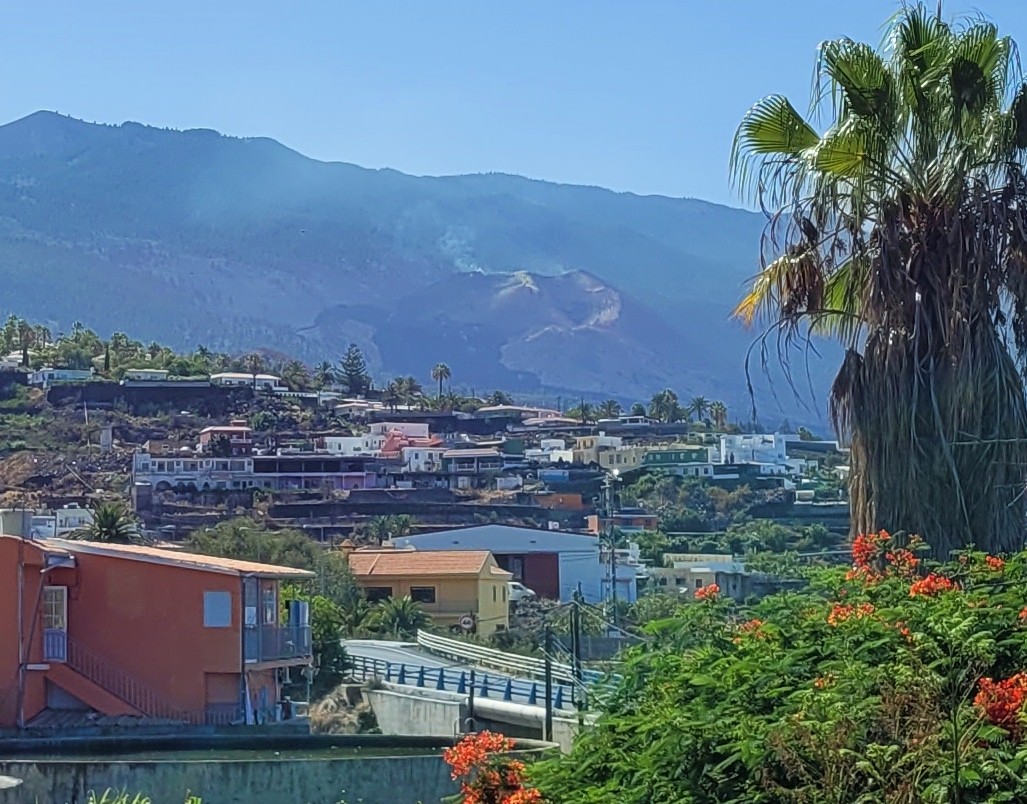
[348, 549, 510, 578]
[443, 448, 501, 458]
[42, 539, 315, 579]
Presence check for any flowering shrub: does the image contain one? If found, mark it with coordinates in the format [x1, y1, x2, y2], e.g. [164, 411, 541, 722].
[531, 540, 1027, 803]
[694, 583, 719, 601]
[909, 572, 957, 597]
[826, 602, 874, 626]
[443, 731, 543, 804]
[975, 674, 1027, 737]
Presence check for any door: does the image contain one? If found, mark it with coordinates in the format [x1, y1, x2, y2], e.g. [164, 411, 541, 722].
[243, 577, 259, 663]
[43, 585, 68, 662]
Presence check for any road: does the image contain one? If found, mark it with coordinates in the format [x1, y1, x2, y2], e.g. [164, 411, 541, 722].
[343, 639, 576, 709]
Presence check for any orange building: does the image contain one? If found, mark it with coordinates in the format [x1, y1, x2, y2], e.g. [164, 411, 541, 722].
[0, 536, 314, 730]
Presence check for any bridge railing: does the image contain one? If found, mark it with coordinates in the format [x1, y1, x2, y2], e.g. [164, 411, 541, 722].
[347, 653, 571, 710]
[416, 630, 607, 686]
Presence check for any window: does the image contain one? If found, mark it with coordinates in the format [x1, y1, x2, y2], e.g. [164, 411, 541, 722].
[204, 591, 232, 627]
[262, 588, 276, 624]
[43, 586, 67, 630]
[410, 586, 436, 604]
[695, 579, 703, 589]
[502, 585, 507, 603]
[365, 586, 392, 602]
[493, 586, 497, 602]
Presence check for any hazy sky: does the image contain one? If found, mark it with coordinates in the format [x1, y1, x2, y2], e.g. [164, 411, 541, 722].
[2, 1, 1026, 206]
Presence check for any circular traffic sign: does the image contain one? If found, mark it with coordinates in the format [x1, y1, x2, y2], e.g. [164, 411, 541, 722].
[459, 614, 475, 630]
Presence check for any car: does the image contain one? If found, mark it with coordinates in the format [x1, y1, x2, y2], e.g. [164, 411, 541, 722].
[507, 581, 537, 603]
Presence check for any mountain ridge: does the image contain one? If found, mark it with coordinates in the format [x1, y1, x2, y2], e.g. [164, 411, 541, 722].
[0, 110, 829, 417]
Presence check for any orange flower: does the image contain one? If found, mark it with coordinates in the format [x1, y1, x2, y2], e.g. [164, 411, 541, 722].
[975, 674, 1027, 737]
[694, 583, 720, 601]
[986, 555, 1006, 572]
[1018, 607, 1027, 623]
[884, 548, 920, 577]
[909, 573, 957, 597]
[813, 674, 835, 689]
[827, 602, 874, 626]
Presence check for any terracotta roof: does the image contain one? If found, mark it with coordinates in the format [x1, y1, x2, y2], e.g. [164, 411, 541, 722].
[348, 549, 504, 578]
[45, 539, 315, 579]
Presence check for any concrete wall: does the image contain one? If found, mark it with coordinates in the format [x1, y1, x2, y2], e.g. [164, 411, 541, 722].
[0, 754, 458, 804]
[367, 686, 466, 736]
[367, 683, 588, 753]
[0, 734, 555, 804]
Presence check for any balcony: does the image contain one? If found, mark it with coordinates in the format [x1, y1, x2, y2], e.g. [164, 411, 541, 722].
[245, 624, 312, 663]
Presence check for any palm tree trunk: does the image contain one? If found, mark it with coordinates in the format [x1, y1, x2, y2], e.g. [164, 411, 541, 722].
[836, 324, 1027, 556]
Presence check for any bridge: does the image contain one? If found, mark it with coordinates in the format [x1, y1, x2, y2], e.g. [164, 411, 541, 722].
[344, 632, 614, 749]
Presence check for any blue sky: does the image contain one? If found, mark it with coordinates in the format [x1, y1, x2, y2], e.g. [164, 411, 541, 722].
[1, 1, 1025, 206]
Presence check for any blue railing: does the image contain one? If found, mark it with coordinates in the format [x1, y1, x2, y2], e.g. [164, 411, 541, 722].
[348, 654, 574, 710]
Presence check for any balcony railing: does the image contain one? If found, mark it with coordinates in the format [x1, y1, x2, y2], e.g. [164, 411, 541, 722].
[247, 624, 312, 663]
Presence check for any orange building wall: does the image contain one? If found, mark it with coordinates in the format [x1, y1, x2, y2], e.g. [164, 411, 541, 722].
[58, 551, 244, 718]
[0, 538, 249, 727]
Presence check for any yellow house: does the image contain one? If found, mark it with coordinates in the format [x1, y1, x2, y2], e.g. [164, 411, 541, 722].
[347, 549, 512, 635]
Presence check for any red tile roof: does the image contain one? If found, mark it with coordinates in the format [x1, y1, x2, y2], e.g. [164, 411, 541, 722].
[348, 549, 509, 578]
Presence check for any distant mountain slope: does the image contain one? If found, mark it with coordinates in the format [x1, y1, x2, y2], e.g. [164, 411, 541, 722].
[0, 110, 829, 414]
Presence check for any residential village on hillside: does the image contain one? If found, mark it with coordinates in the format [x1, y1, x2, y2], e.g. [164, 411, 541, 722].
[0, 324, 849, 733]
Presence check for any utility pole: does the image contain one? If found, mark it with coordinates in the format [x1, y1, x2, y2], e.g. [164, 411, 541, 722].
[543, 623, 553, 742]
[570, 593, 584, 723]
[605, 473, 619, 629]
[466, 667, 476, 733]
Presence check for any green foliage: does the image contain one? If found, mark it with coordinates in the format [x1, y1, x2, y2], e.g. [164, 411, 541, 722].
[338, 344, 371, 396]
[85, 793, 200, 804]
[367, 595, 432, 640]
[532, 545, 1027, 802]
[188, 519, 362, 613]
[73, 502, 138, 544]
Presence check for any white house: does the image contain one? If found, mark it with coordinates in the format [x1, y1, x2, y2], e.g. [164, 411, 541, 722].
[368, 422, 430, 439]
[524, 438, 566, 464]
[209, 372, 285, 391]
[122, 368, 170, 382]
[28, 368, 93, 387]
[391, 525, 605, 603]
[319, 435, 376, 455]
[401, 446, 447, 473]
[29, 504, 95, 539]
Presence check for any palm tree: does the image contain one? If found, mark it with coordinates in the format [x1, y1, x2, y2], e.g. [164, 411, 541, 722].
[243, 353, 265, 389]
[382, 382, 401, 412]
[709, 401, 728, 430]
[629, 402, 646, 418]
[568, 401, 594, 424]
[74, 502, 137, 544]
[431, 363, 451, 400]
[370, 596, 432, 640]
[281, 360, 310, 391]
[731, 5, 1027, 553]
[597, 400, 622, 420]
[312, 361, 335, 390]
[648, 389, 681, 423]
[391, 515, 414, 538]
[687, 396, 710, 423]
[487, 390, 513, 406]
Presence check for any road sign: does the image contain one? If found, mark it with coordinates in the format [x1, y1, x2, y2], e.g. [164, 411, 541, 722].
[459, 614, 475, 631]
